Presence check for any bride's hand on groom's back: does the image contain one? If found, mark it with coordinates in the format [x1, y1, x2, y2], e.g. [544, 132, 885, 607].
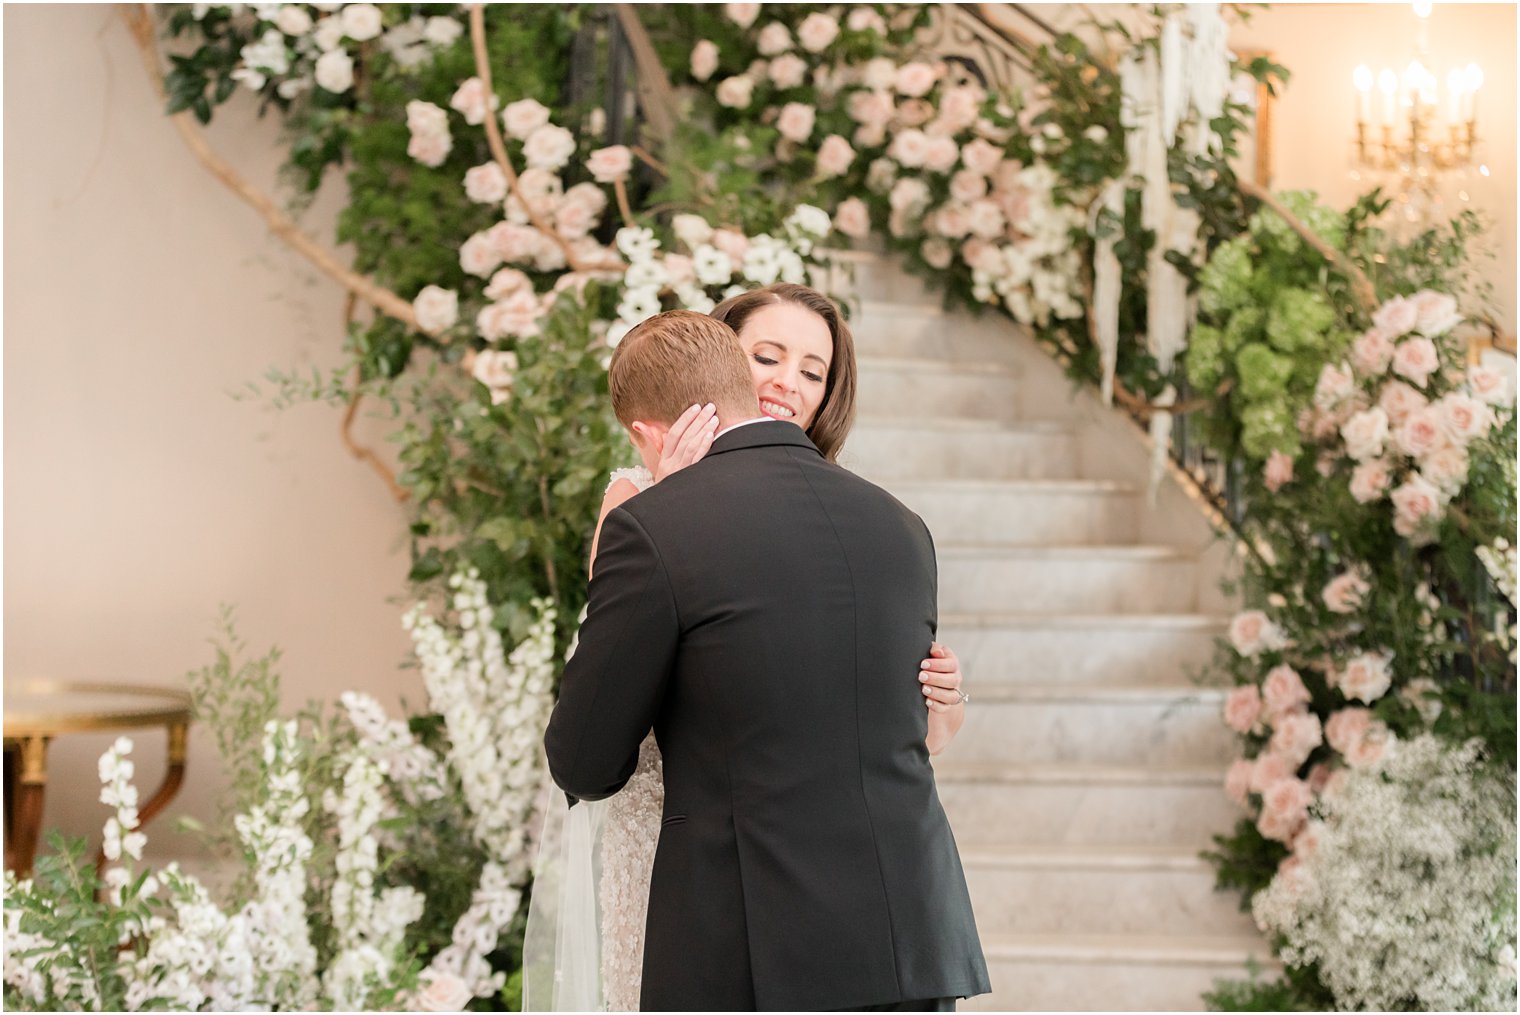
[920, 643, 967, 756]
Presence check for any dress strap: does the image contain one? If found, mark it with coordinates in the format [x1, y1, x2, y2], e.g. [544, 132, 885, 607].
[607, 466, 654, 494]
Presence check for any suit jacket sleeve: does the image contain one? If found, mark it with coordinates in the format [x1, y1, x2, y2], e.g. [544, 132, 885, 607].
[544, 505, 679, 802]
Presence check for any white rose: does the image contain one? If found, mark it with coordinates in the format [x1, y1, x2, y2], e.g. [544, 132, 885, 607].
[412, 286, 458, 335]
[862, 57, 897, 91]
[895, 61, 938, 98]
[314, 48, 354, 93]
[522, 124, 575, 171]
[1348, 458, 1392, 504]
[1378, 379, 1429, 425]
[459, 232, 503, 277]
[449, 77, 496, 126]
[922, 135, 961, 174]
[484, 267, 532, 301]
[1391, 336, 1441, 388]
[471, 348, 518, 389]
[1372, 294, 1419, 337]
[888, 176, 930, 214]
[424, 17, 462, 47]
[1420, 444, 1470, 496]
[1340, 406, 1389, 462]
[756, 22, 793, 56]
[776, 102, 816, 143]
[889, 129, 930, 168]
[587, 144, 633, 183]
[312, 15, 345, 51]
[1410, 289, 1461, 336]
[715, 75, 755, 109]
[501, 97, 551, 140]
[950, 169, 988, 204]
[1335, 651, 1393, 704]
[796, 12, 840, 53]
[275, 6, 313, 35]
[691, 39, 719, 82]
[339, 3, 383, 42]
[414, 970, 474, 1012]
[847, 7, 886, 33]
[1467, 363, 1515, 407]
[1436, 392, 1494, 444]
[672, 213, 714, 250]
[1313, 361, 1356, 410]
[464, 163, 508, 204]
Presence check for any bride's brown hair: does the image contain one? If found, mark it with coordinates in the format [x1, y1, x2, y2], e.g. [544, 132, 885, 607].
[709, 283, 858, 462]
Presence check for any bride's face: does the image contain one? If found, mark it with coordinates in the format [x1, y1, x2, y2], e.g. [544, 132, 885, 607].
[737, 302, 833, 430]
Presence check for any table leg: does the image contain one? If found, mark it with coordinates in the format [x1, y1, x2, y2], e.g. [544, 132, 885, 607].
[4, 736, 50, 879]
[93, 722, 189, 879]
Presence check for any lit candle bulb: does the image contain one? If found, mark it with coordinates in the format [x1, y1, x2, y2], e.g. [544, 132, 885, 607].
[1446, 68, 1464, 124]
[1464, 63, 1483, 122]
[1413, 0, 1432, 17]
[1354, 65, 1373, 123]
[1378, 68, 1398, 126]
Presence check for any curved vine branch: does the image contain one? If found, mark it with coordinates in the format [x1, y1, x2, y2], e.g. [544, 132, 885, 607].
[468, 4, 607, 274]
[338, 294, 409, 502]
[1237, 177, 1379, 315]
[119, 4, 420, 330]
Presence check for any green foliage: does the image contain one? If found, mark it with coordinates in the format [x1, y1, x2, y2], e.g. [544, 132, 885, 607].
[1204, 958, 1334, 1012]
[1202, 817, 1288, 909]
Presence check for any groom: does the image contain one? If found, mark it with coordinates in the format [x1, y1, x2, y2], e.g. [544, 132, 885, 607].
[545, 311, 990, 1012]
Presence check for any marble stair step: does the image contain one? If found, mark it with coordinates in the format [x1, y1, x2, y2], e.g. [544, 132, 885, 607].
[841, 417, 1082, 481]
[856, 357, 1023, 421]
[961, 845, 1255, 937]
[939, 612, 1228, 686]
[825, 246, 940, 306]
[850, 300, 1025, 364]
[892, 479, 1142, 545]
[948, 684, 1235, 767]
[933, 762, 1236, 848]
[937, 545, 1200, 614]
[966, 933, 1275, 1012]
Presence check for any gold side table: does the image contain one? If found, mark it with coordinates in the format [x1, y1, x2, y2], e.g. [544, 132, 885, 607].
[4, 680, 191, 879]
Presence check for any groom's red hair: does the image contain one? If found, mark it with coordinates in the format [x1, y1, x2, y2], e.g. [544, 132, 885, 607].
[608, 310, 759, 428]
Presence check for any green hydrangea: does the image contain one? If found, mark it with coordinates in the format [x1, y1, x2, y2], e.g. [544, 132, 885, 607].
[1186, 324, 1227, 391]
[1267, 288, 1336, 353]
[1249, 190, 1348, 255]
[1235, 342, 1295, 402]
[1199, 236, 1253, 316]
[1240, 401, 1301, 460]
[1224, 305, 1266, 352]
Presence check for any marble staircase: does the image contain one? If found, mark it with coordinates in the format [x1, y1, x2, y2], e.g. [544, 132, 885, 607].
[834, 251, 1271, 1011]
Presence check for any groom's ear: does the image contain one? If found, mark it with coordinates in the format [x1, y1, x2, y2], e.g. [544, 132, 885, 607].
[629, 421, 666, 454]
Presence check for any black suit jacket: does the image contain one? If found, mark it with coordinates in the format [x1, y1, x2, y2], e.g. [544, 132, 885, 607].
[544, 422, 990, 1012]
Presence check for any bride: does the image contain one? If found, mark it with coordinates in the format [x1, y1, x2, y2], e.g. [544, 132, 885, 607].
[526, 283, 970, 1012]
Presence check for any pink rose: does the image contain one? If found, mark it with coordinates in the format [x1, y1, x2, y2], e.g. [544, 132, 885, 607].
[854, 123, 887, 149]
[1262, 665, 1311, 718]
[470, 348, 518, 390]
[1321, 571, 1370, 615]
[796, 12, 840, 52]
[1269, 710, 1324, 768]
[476, 289, 543, 341]
[961, 238, 993, 269]
[587, 145, 633, 183]
[690, 39, 719, 82]
[1399, 677, 1444, 725]
[847, 7, 886, 33]
[889, 128, 929, 168]
[961, 139, 1003, 176]
[1378, 379, 1429, 425]
[412, 285, 458, 335]
[895, 61, 938, 98]
[1345, 723, 1394, 767]
[816, 135, 855, 178]
[523, 124, 575, 171]
[662, 254, 696, 288]
[1420, 444, 1470, 496]
[1392, 336, 1441, 388]
[1437, 393, 1494, 444]
[408, 129, 452, 168]
[1325, 707, 1372, 753]
[1390, 473, 1444, 538]
[487, 222, 544, 265]
[1263, 449, 1295, 492]
[562, 181, 607, 216]
[1372, 295, 1419, 338]
[1393, 405, 1447, 458]
[413, 970, 473, 1012]
[1334, 650, 1393, 704]
[464, 163, 508, 204]
[920, 237, 953, 270]
[1229, 610, 1285, 657]
[1290, 820, 1327, 860]
[848, 89, 895, 128]
[756, 22, 792, 56]
[459, 231, 503, 277]
[514, 167, 563, 207]
[888, 176, 930, 213]
[501, 97, 550, 140]
[715, 75, 754, 109]
[1340, 407, 1389, 462]
[949, 169, 988, 204]
[711, 228, 749, 261]
[724, 3, 760, 28]
[937, 85, 985, 131]
[769, 53, 807, 90]
[553, 199, 598, 239]
[1410, 289, 1461, 335]
[1313, 361, 1355, 410]
[1256, 777, 1313, 842]
[861, 57, 897, 91]
[1306, 762, 1335, 794]
[967, 199, 1005, 239]
[1467, 363, 1515, 407]
[1248, 751, 1296, 794]
[1225, 758, 1254, 808]
[449, 77, 497, 126]
[1347, 458, 1391, 504]
[833, 197, 872, 240]
[923, 135, 961, 174]
[776, 102, 816, 143]
[1223, 684, 1264, 734]
[484, 267, 531, 301]
[896, 98, 935, 128]
[1351, 328, 1396, 375]
[932, 203, 972, 240]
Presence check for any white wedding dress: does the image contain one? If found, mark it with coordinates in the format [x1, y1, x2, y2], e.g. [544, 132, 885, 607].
[523, 466, 665, 1013]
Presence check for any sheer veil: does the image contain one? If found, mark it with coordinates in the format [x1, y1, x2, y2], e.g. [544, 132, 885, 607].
[522, 763, 608, 1012]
